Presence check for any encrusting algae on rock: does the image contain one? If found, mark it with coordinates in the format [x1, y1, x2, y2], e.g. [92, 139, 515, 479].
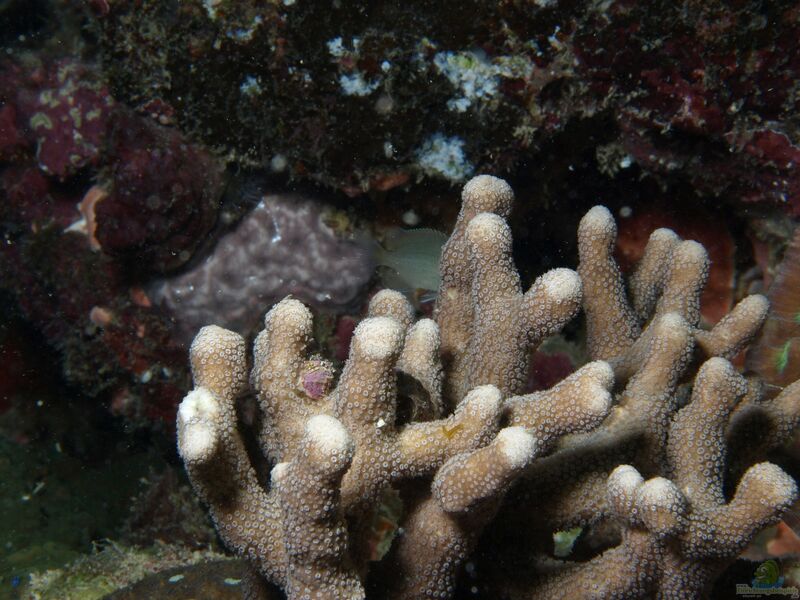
[176, 175, 800, 599]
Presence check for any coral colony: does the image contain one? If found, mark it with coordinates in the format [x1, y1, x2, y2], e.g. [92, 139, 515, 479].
[177, 176, 800, 599]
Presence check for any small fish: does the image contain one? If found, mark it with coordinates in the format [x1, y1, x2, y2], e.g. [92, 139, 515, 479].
[370, 227, 448, 295]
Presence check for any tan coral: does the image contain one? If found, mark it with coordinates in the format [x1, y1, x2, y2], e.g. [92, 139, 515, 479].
[515, 392, 797, 600]
[272, 415, 362, 599]
[578, 204, 766, 381]
[489, 203, 798, 600]
[436, 175, 582, 408]
[176, 175, 800, 600]
[520, 466, 689, 599]
[656, 359, 797, 598]
[177, 326, 287, 587]
[384, 427, 540, 600]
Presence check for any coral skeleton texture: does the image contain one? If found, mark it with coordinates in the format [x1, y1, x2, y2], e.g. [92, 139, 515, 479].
[177, 175, 800, 599]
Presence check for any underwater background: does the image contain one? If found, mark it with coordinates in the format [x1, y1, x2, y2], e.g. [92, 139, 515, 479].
[1, 1, 800, 598]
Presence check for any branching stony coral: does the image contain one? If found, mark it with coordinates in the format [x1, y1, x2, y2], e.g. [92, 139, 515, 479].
[177, 175, 800, 600]
[486, 203, 800, 599]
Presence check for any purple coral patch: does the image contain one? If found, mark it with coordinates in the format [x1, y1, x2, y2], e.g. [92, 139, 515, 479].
[151, 193, 373, 341]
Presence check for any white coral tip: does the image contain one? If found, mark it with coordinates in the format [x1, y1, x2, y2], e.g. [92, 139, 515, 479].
[581, 205, 614, 231]
[462, 384, 502, 416]
[540, 268, 582, 302]
[178, 388, 220, 423]
[497, 426, 538, 469]
[306, 414, 353, 456]
[609, 464, 644, 494]
[178, 389, 221, 461]
[180, 422, 217, 461]
[354, 317, 404, 359]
